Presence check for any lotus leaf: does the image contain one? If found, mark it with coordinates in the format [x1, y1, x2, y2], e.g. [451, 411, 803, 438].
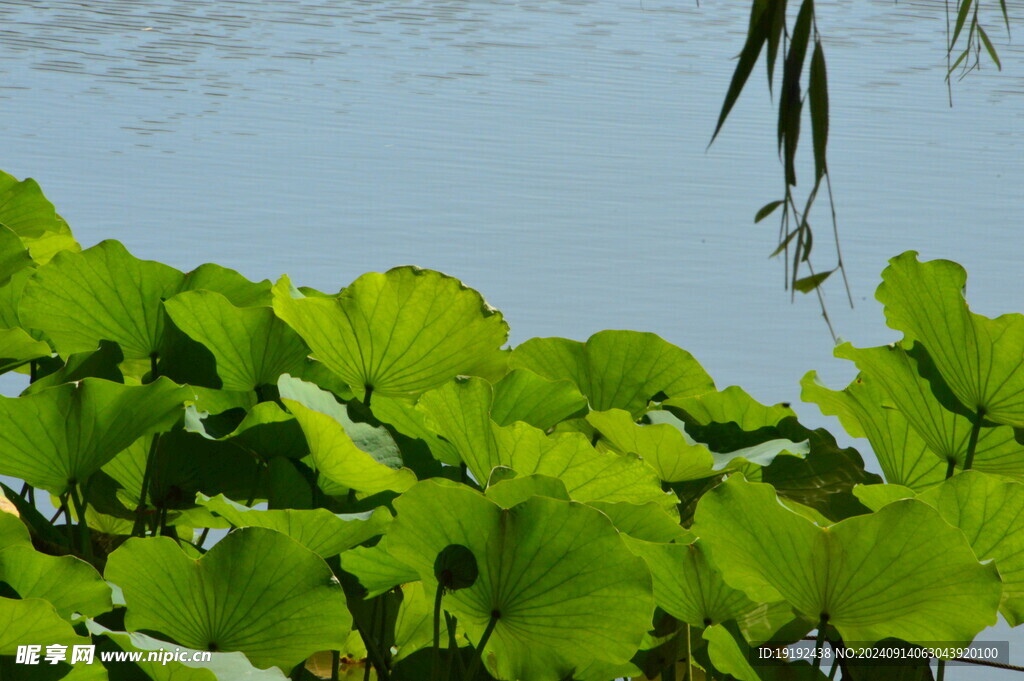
[694, 476, 1000, 645]
[801, 370, 946, 489]
[86, 620, 289, 681]
[411, 378, 675, 510]
[623, 537, 756, 627]
[489, 368, 587, 429]
[271, 268, 508, 401]
[387, 480, 654, 681]
[0, 326, 50, 375]
[0, 546, 111, 620]
[0, 170, 80, 264]
[0, 378, 190, 494]
[105, 527, 350, 671]
[164, 290, 308, 392]
[510, 330, 715, 415]
[0, 598, 90, 655]
[836, 342, 1024, 476]
[916, 471, 1024, 626]
[20, 240, 268, 363]
[877, 251, 1024, 427]
[195, 493, 390, 558]
[342, 539, 421, 598]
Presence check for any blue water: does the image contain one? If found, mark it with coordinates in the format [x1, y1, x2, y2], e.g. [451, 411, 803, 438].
[2, 0, 1023, 672]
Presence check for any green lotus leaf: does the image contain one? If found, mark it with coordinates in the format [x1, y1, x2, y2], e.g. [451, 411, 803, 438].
[778, 498, 834, 526]
[0, 509, 30, 550]
[278, 375, 399, 459]
[295, 357, 354, 401]
[752, 419, 882, 522]
[0, 378, 190, 495]
[105, 527, 350, 671]
[877, 251, 1024, 427]
[589, 409, 806, 482]
[0, 483, 67, 553]
[0, 546, 111, 620]
[415, 377, 498, 478]
[0, 268, 33, 333]
[662, 385, 795, 430]
[0, 170, 80, 264]
[165, 290, 308, 392]
[852, 484, 915, 511]
[801, 370, 946, 489]
[836, 342, 1024, 476]
[623, 536, 755, 627]
[20, 240, 268, 365]
[693, 476, 1001, 645]
[21, 240, 183, 359]
[61, 660, 109, 680]
[25, 340, 124, 395]
[0, 224, 33, 283]
[188, 386, 256, 416]
[412, 377, 675, 510]
[853, 473, 1024, 625]
[392, 582, 435, 663]
[588, 408, 714, 481]
[495, 422, 677, 511]
[179, 263, 272, 308]
[703, 624, 760, 681]
[185, 401, 308, 461]
[278, 376, 415, 494]
[341, 538, 421, 597]
[103, 431, 264, 514]
[387, 479, 654, 681]
[587, 501, 692, 543]
[0, 326, 50, 375]
[196, 493, 390, 558]
[372, 394, 461, 466]
[510, 330, 715, 415]
[271, 267, 508, 401]
[484, 474, 571, 508]
[737, 601, 812, 647]
[86, 620, 289, 681]
[489, 369, 587, 429]
[916, 471, 1024, 626]
[0, 597, 90, 655]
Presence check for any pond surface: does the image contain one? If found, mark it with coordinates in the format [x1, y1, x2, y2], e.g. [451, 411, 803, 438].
[2, 0, 1024, 668]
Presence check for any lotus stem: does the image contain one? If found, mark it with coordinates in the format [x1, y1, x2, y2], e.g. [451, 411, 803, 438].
[68, 483, 92, 561]
[937, 658, 946, 681]
[465, 610, 499, 681]
[813, 614, 828, 670]
[378, 591, 391, 669]
[962, 407, 985, 471]
[356, 596, 390, 681]
[58, 493, 72, 544]
[433, 584, 444, 680]
[685, 623, 692, 681]
[445, 612, 464, 681]
[195, 527, 211, 548]
[331, 650, 340, 681]
[132, 433, 161, 537]
[363, 598, 378, 681]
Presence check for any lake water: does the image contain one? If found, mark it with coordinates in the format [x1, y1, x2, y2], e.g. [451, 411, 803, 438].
[2, 0, 1023, 671]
